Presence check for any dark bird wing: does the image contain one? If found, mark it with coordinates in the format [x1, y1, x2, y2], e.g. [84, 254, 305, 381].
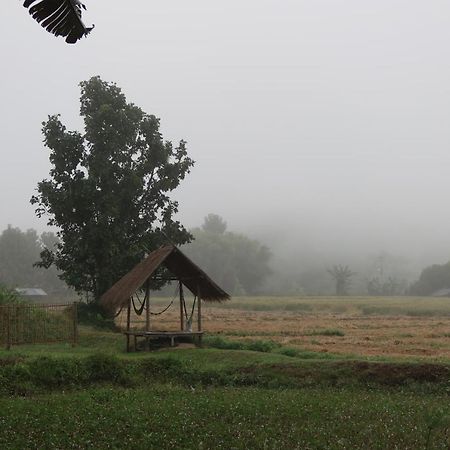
[23, 0, 94, 43]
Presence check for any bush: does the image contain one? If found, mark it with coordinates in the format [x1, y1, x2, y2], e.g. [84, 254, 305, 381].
[204, 336, 280, 353]
[5, 354, 132, 390]
[0, 285, 22, 305]
[139, 357, 186, 378]
[28, 356, 83, 387]
[245, 340, 280, 353]
[277, 347, 301, 357]
[77, 302, 116, 330]
[85, 353, 129, 384]
[203, 336, 245, 350]
[307, 329, 345, 337]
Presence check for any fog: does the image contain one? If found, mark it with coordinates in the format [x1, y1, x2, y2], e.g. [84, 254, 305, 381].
[2, 0, 450, 284]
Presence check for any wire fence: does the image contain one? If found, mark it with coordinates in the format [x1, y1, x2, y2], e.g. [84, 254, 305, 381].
[0, 303, 78, 349]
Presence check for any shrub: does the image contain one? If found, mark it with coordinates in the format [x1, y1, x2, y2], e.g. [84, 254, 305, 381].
[307, 329, 345, 337]
[204, 336, 280, 353]
[277, 347, 301, 357]
[139, 357, 186, 378]
[77, 302, 116, 330]
[203, 336, 245, 350]
[245, 340, 280, 353]
[0, 285, 22, 305]
[85, 353, 128, 384]
[28, 356, 82, 387]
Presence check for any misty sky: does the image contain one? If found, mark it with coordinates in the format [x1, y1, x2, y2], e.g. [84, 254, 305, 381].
[2, 1, 450, 269]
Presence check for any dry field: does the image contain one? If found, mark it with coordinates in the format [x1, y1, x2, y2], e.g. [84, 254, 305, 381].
[120, 296, 450, 359]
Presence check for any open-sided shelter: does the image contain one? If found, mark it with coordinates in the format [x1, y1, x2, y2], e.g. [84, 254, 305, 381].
[100, 245, 230, 351]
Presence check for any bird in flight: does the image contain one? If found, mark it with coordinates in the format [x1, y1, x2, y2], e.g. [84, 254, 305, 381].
[23, 0, 94, 44]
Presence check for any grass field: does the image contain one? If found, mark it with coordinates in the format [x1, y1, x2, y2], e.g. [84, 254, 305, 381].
[124, 296, 450, 360]
[2, 296, 450, 449]
[2, 384, 450, 449]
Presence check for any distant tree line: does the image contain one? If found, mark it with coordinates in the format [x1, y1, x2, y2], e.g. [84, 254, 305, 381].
[184, 214, 272, 295]
[0, 225, 67, 294]
[409, 262, 450, 296]
[2, 219, 436, 298]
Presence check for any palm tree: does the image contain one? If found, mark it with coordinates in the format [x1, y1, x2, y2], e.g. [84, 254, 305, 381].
[327, 265, 355, 296]
[23, 0, 93, 43]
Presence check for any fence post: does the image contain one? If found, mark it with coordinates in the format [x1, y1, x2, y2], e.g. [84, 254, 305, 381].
[6, 306, 11, 351]
[72, 302, 78, 347]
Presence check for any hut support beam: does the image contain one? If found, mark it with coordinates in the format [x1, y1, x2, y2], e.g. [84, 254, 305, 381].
[145, 278, 150, 350]
[179, 281, 185, 331]
[126, 298, 131, 352]
[145, 279, 150, 331]
[197, 284, 202, 346]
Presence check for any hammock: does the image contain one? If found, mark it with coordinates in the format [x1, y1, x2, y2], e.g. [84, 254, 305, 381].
[131, 283, 179, 316]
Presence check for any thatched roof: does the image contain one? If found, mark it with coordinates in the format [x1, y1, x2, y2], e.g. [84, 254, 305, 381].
[100, 245, 230, 313]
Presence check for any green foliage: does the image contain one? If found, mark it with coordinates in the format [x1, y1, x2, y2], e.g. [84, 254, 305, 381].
[306, 328, 345, 337]
[2, 377, 450, 448]
[185, 214, 272, 295]
[0, 354, 130, 393]
[84, 353, 129, 384]
[204, 335, 280, 353]
[275, 347, 336, 359]
[0, 284, 21, 305]
[139, 356, 186, 377]
[0, 226, 64, 294]
[203, 335, 245, 350]
[31, 77, 194, 302]
[77, 302, 116, 330]
[410, 261, 450, 296]
[28, 356, 82, 387]
[245, 339, 280, 352]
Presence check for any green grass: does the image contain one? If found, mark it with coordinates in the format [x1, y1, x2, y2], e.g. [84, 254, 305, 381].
[2, 325, 450, 448]
[2, 341, 450, 396]
[305, 328, 345, 337]
[1, 385, 450, 449]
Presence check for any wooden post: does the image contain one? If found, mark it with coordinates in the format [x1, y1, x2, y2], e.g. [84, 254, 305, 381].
[126, 298, 131, 352]
[179, 281, 185, 331]
[197, 283, 202, 347]
[145, 279, 151, 351]
[197, 284, 202, 332]
[145, 279, 150, 332]
[72, 302, 78, 347]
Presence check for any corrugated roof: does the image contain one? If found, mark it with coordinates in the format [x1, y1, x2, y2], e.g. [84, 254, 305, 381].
[100, 245, 230, 313]
[15, 288, 47, 296]
[431, 288, 450, 297]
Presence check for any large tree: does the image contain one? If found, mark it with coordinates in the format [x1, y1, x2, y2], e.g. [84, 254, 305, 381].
[31, 77, 194, 302]
[409, 262, 450, 296]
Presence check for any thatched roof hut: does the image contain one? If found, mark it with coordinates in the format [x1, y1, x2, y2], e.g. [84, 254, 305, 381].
[100, 245, 230, 351]
[100, 245, 230, 314]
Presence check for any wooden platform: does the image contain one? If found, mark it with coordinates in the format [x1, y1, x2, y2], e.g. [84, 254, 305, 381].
[124, 330, 204, 352]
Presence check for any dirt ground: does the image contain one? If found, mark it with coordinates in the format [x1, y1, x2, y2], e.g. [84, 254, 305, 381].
[120, 297, 450, 359]
[205, 309, 450, 359]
